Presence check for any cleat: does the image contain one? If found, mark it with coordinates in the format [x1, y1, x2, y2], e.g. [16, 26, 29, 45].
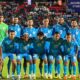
[68, 75, 72, 78]
[29, 74, 32, 79]
[48, 74, 53, 79]
[32, 74, 36, 80]
[44, 73, 48, 79]
[24, 74, 28, 79]
[17, 75, 21, 80]
[72, 75, 76, 80]
[63, 75, 67, 80]
[58, 74, 62, 79]
[7, 74, 10, 78]
[54, 73, 58, 78]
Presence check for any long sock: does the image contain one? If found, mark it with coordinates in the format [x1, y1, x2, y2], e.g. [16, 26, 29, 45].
[78, 62, 80, 74]
[29, 64, 33, 74]
[48, 63, 53, 74]
[57, 63, 60, 75]
[73, 65, 76, 75]
[33, 64, 36, 74]
[7, 60, 11, 75]
[64, 65, 68, 75]
[44, 63, 48, 74]
[69, 61, 72, 75]
[17, 64, 21, 75]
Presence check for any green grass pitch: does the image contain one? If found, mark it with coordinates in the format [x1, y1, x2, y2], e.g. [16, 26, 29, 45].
[2, 58, 80, 80]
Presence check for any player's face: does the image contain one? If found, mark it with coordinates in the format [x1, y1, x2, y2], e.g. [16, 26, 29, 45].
[38, 35, 44, 40]
[66, 35, 72, 42]
[9, 32, 15, 40]
[14, 18, 19, 24]
[11, 18, 15, 24]
[54, 34, 60, 40]
[27, 20, 33, 27]
[23, 34, 29, 41]
[43, 18, 49, 27]
[0, 16, 4, 22]
[59, 18, 64, 24]
[71, 21, 78, 27]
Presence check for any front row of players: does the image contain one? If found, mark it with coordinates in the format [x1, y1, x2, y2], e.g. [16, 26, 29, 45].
[0, 30, 79, 80]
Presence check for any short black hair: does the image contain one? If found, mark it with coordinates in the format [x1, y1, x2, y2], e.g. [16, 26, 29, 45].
[8, 30, 15, 34]
[66, 32, 71, 36]
[54, 31, 60, 34]
[37, 31, 44, 36]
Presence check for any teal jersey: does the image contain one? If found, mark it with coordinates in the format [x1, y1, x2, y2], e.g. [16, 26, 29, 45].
[49, 38, 63, 56]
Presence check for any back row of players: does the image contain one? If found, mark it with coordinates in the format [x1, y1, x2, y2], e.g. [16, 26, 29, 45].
[0, 14, 80, 80]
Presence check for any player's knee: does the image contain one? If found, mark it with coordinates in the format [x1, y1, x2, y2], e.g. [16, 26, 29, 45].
[49, 60, 53, 64]
[33, 60, 36, 64]
[64, 61, 68, 66]
[44, 59, 48, 64]
[72, 62, 76, 66]
[17, 60, 21, 64]
[29, 60, 33, 64]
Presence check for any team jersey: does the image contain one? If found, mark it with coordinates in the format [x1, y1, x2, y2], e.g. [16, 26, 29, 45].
[61, 40, 78, 56]
[68, 27, 80, 50]
[47, 38, 63, 56]
[22, 27, 38, 38]
[39, 26, 53, 38]
[2, 37, 19, 53]
[9, 24, 21, 38]
[19, 39, 33, 54]
[31, 37, 47, 55]
[0, 22, 8, 43]
[52, 23, 69, 39]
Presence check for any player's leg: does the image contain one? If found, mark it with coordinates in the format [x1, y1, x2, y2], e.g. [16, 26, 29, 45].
[39, 58, 43, 77]
[48, 55, 53, 79]
[68, 59, 72, 78]
[32, 54, 38, 79]
[63, 55, 69, 80]
[71, 56, 77, 80]
[56, 55, 62, 79]
[7, 59, 11, 78]
[42, 54, 48, 79]
[28, 54, 33, 79]
[16, 54, 22, 80]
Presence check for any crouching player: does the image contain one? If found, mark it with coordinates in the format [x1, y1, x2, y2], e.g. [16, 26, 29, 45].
[61, 33, 78, 80]
[1, 30, 17, 79]
[30, 31, 49, 79]
[47, 31, 63, 79]
[16, 33, 34, 80]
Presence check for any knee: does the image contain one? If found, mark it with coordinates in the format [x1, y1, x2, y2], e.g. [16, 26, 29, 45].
[78, 58, 80, 62]
[44, 59, 48, 64]
[64, 61, 68, 66]
[29, 60, 33, 64]
[17, 60, 21, 64]
[72, 62, 76, 66]
[33, 60, 36, 64]
[49, 60, 53, 64]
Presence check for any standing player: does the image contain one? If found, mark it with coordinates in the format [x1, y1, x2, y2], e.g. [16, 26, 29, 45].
[7, 17, 22, 78]
[39, 17, 53, 38]
[1, 30, 17, 79]
[47, 31, 63, 79]
[52, 17, 69, 39]
[61, 33, 78, 80]
[22, 18, 38, 78]
[0, 14, 8, 77]
[68, 19, 80, 78]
